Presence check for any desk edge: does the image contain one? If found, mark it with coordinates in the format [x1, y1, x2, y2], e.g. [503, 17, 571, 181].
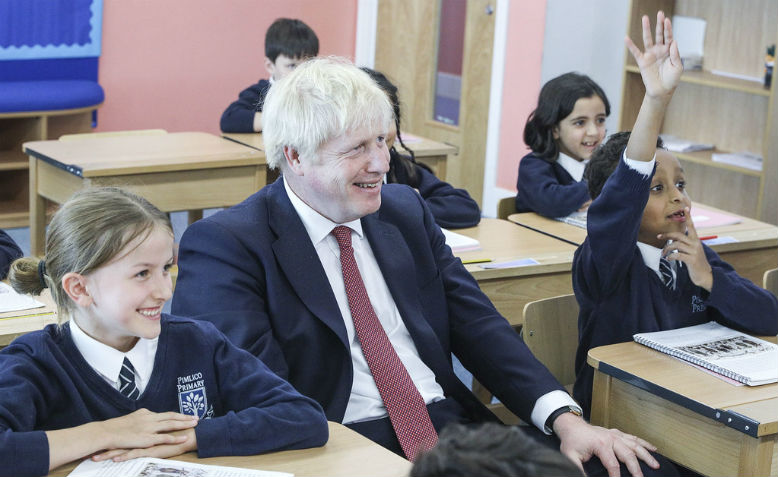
[598, 361, 762, 438]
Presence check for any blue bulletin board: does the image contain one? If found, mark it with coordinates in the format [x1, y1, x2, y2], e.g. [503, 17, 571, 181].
[0, 0, 103, 60]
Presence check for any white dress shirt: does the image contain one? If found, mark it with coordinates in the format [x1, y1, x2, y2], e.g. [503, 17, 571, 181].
[284, 179, 578, 432]
[69, 318, 158, 394]
[284, 179, 445, 423]
[556, 152, 588, 182]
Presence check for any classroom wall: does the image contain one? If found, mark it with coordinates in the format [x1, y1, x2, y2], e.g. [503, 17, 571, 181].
[95, 1, 358, 134]
[492, 0, 628, 193]
[493, 2, 547, 191]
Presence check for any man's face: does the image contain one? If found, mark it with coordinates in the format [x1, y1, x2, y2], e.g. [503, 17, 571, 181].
[286, 125, 391, 224]
[265, 54, 303, 81]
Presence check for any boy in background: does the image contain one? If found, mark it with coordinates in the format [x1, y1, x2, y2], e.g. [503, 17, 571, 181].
[572, 12, 778, 417]
[220, 18, 318, 133]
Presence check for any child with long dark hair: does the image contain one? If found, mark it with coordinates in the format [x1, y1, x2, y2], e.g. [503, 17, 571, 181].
[515, 72, 610, 218]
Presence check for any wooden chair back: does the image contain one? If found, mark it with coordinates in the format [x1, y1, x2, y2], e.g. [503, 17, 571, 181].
[764, 268, 778, 298]
[522, 294, 579, 389]
[497, 196, 517, 219]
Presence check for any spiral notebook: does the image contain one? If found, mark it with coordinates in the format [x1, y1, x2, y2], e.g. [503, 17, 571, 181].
[633, 322, 778, 386]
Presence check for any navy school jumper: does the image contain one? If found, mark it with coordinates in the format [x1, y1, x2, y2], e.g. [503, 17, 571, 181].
[515, 152, 590, 218]
[0, 315, 328, 477]
[220, 79, 271, 133]
[572, 159, 778, 416]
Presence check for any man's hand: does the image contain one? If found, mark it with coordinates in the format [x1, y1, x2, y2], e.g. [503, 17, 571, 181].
[554, 412, 659, 477]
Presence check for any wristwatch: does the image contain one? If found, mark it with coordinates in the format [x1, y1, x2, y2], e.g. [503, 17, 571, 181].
[544, 405, 583, 434]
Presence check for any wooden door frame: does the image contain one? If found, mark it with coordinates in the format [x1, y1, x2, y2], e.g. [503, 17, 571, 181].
[360, 0, 510, 216]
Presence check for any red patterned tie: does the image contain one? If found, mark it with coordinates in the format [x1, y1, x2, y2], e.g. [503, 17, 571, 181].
[332, 225, 438, 461]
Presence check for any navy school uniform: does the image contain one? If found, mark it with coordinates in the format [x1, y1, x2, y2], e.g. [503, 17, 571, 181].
[0, 315, 328, 477]
[572, 159, 778, 416]
[220, 79, 271, 133]
[390, 151, 481, 229]
[0, 229, 23, 279]
[514, 152, 590, 218]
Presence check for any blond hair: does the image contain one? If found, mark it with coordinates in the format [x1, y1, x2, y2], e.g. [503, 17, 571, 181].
[262, 56, 393, 170]
[9, 187, 171, 323]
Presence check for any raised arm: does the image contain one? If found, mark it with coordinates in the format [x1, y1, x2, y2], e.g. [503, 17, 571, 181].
[625, 11, 683, 162]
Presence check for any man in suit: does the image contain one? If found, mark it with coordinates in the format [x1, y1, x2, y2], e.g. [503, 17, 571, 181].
[173, 57, 668, 476]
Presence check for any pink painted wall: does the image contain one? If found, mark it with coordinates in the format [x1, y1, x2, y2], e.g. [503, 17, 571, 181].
[495, 2, 546, 191]
[96, 1, 357, 134]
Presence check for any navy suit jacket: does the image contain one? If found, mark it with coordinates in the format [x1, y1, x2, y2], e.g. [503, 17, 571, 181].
[172, 179, 562, 424]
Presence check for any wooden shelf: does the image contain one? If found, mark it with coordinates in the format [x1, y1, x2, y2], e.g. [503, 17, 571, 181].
[625, 65, 771, 96]
[621, 0, 777, 221]
[0, 108, 98, 228]
[674, 149, 763, 177]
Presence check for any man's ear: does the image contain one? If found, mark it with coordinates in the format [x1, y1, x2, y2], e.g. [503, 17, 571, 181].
[283, 146, 304, 175]
[62, 272, 93, 307]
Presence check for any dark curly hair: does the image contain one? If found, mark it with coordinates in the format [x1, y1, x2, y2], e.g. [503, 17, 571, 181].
[584, 131, 664, 199]
[524, 72, 610, 162]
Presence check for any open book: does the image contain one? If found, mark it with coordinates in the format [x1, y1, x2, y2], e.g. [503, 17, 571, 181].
[441, 227, 481, 252]
[68, 456, 291, 477]
[633, 322, 778, 386]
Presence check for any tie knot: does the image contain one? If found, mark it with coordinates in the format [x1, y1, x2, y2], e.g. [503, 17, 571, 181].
[332, 226, 352, 248]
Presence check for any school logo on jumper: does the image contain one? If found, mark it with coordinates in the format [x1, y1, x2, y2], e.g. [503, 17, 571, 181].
[177, 372, 214, 419]
[691, 295, 706, 313]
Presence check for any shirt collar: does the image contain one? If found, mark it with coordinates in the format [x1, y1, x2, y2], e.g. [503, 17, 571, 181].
[69, 317, 157, 384]
[283, 176, 364, 244]
[556, 152, 588, 182]
[636, 241, 663, 273]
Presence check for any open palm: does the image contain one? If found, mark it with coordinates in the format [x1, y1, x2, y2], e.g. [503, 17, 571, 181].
[626, 11, 683, 98]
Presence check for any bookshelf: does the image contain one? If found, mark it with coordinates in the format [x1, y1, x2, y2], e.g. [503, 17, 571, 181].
[0, 107, 96, 228]
[620, 0, 778, 224]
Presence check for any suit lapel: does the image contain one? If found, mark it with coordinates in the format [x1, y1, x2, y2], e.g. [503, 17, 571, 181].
[267, 181, 349, 350]
[362, 215, 449, 375]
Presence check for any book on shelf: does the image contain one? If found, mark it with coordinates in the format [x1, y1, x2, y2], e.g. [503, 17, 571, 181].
[659, 134, 714, 153]
[711, 152, 763, 171]
[633, 322, 778, 386]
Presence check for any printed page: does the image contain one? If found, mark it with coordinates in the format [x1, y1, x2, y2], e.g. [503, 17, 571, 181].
[441, 228, 481, 252]
[68, 457, 293, 477]
[0, 282, 44, 313]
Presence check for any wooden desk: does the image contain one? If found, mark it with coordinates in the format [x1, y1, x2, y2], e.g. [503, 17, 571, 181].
[0, 289, 57, 347]
[47, 422, 411, 477]
[453, 218, 577, 326]
[509, 204, 778, 286]
[588, 342, 778, 477]
[24, 132, 266, 256]
[222, 131, 457, 181]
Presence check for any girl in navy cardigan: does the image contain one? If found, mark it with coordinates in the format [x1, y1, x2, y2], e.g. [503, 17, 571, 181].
[515, 72, 610, 218]
[2, 187, 327, 477]
[362, 67, 481, 229]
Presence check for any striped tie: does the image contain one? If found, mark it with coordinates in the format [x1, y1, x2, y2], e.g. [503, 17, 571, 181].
[659, 257, 675, 289]
[119, 357, 140, 399]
